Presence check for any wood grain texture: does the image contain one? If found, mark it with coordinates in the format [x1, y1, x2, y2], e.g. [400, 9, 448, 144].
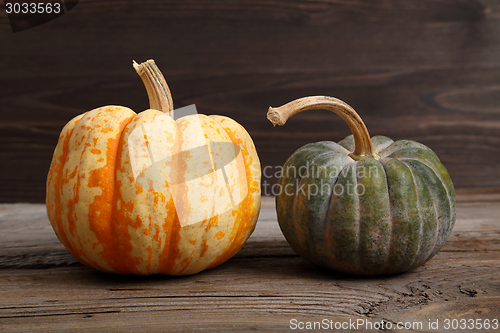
[0, 195, 499, 332]
[1, 0, 500, 202]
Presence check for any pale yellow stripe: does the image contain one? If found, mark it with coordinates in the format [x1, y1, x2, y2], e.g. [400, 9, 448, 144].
[115, 109, 178, 274]
[60, 106, 136, 272]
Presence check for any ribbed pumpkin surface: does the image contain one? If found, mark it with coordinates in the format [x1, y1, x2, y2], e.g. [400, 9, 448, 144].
[277, 134, 455, 275]
[46, 106, 261, 275]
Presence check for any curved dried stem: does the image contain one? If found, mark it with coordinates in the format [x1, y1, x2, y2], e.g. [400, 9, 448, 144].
[267, 96, 378, 160]
[133, 59, 174, 117]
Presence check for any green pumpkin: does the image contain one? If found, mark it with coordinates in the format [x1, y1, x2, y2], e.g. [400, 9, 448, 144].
[268, 96, 456, 275]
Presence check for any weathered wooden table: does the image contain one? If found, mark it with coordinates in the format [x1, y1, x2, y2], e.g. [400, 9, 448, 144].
[1, 193, 499, 332]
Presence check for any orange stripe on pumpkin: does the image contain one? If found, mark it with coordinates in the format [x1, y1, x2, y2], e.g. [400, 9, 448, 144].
[47, 114, 90, 266]
[157, 123, 185, 274]
[206, 117, 260, 269]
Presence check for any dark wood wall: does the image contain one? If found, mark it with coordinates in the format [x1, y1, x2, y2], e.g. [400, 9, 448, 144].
[1, 0, 500, 202]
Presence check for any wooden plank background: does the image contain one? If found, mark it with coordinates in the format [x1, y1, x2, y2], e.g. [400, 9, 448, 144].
[1, 0, 500, 202]
[1, 195, 499, 332]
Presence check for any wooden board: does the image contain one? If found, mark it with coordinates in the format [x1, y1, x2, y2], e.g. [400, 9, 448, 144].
[0, 194, 499, 332]
[1, 0, 500, 202]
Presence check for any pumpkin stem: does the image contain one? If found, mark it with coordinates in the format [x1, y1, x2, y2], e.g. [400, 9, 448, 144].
[267, 96, 378, 160]
[133, 59, 174, 117]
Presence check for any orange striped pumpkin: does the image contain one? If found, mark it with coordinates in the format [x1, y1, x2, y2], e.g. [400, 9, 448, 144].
[46, 60, 261, 275]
